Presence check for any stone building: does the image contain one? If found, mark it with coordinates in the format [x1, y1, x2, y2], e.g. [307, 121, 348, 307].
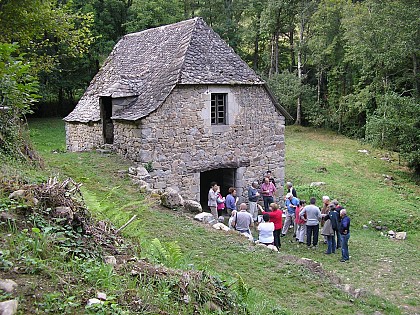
[64, 17, 292, 206]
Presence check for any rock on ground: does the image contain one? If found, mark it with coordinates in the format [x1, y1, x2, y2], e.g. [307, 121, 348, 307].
[54, 206, 74, 223]
[212, 223, 229, 231]
[0, 300, 18, 315]
[104, 256, 117, 265]
[395, 232, 407, 240]
[184, 200, 202, 213]
[97, 292, 107, 301]
[194, 212, 214, 222]
[310, 182, 326, 187]
[0, 279, 18, 293]
[160, 188, 184, 209]
[8, 190, 25, 199]
[87, 298, 103, 306]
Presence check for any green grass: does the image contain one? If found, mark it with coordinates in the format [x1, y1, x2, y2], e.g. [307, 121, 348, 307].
[17, 118, 420, 314]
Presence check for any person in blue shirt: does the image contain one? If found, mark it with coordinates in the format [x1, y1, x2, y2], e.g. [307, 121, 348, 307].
[339, 209, 351, 262]
[225, 187, 237, 216]
[282, 193, 300, 237]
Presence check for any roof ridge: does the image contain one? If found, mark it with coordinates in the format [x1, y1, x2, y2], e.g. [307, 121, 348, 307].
[175, 18, 200, 84]
[125, 17, 200, 38]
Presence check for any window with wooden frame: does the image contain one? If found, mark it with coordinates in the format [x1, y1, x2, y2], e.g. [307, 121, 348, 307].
[211, 93, 227, 125]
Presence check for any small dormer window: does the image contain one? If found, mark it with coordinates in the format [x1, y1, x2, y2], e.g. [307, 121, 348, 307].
[211, 93, 227, 125]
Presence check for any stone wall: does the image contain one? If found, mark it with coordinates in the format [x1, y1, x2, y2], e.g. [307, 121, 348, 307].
[65, 122, 102, 151]
[113, 84, 286, 202]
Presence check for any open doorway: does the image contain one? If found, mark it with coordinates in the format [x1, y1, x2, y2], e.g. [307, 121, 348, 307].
[100, 96, 114, 144]
[200, 168, 236, 211]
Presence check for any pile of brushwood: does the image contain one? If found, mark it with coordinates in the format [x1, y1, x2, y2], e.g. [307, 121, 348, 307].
[2, 177, 127, 258]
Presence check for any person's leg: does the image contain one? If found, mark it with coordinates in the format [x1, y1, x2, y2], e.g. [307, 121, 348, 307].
[297, 224, 304, 242]
[263, 197, 269, 212]
[313, 224, 319, 247]
[292, 215, 297, 237]
[331, 234, 336, 253]
[335, 229, 341, 248]
[210, 206, 218, 220]
[341, 233, 350, 261]
[249, 202, 257, 222]
[217, 208, 223, 217]
[325, 235, 332, 254]
[282, 213, 291, 235]
[306, 225, 313, 247]
[273, 229, 281, 249]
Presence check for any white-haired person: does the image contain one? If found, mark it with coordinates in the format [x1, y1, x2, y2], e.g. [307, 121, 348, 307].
[339, 209, 351, 262]
[281, 193, 299, 237]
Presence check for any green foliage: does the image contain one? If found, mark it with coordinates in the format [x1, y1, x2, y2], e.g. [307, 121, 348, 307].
[0, 43, 40, 160]
[365, 93, 420, 173]
[126, 0, 184, 33]
[143, 161, 154, 172]
[0, 0, 95, 72]
[0, 43, 40, 114]
[146, 238, 183, 268]
[267, 71, 315, 124]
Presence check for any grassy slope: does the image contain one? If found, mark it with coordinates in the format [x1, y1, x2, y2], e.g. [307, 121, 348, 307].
[28, 118, 419, 315]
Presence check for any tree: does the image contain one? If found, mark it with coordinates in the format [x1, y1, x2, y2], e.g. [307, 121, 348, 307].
[0, 43, 40, 159]
[294, 0, 317, 125]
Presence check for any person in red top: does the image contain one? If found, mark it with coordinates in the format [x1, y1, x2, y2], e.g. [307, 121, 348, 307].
[263, 202, 283, 249]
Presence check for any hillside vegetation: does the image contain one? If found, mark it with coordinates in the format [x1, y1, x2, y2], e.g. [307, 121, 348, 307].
[1, 118, 419, 314]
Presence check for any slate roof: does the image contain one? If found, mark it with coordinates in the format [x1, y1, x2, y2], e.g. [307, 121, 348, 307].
[64, 17, 291, 122]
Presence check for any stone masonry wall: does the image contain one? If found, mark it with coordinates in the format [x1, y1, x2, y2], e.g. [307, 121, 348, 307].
[65, 122, 102, 151]
[113, 84, 286, 203]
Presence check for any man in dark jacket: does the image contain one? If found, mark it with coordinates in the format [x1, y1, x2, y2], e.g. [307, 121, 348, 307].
[339, 209, 350, 262]
[328, 204, 341, 249]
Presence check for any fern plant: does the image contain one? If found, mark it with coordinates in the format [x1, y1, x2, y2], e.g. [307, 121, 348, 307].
[147, 238, 183, 268]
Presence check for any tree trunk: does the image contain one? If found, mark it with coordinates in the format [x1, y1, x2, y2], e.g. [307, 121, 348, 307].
[269, 10, 281, 79]
[289, 27, 295, 72]
[296, 49, 302, 125]
[253, 11, 261, 71]
[295, 15, 305, 126]
[269, 32, 279, 79]
[317, 67, 322, 106]
[413, 53, 420, 99]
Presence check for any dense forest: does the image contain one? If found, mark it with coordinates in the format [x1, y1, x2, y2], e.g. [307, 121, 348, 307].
[0, 0, 419, 173]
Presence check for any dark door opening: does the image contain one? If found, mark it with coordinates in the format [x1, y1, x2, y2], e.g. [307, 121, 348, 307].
[100, 96, 114, 144]
[200, 168, 236, 211]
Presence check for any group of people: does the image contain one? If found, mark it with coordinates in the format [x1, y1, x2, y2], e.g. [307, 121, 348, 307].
[208, 172, 351, 263]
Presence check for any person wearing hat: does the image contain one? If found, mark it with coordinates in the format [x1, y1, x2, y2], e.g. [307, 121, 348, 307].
[281, 192, 299, 237]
